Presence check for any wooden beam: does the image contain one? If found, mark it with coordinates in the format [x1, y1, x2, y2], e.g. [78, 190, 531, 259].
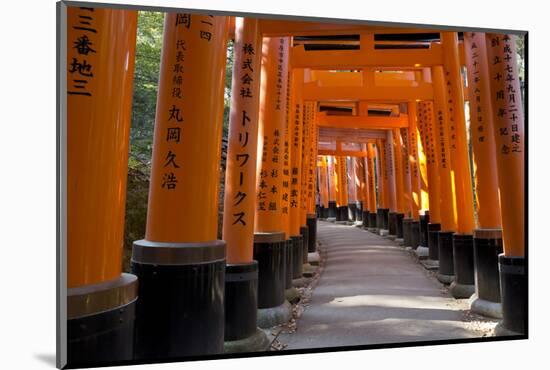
[292, 43, 444, 69]
[304, 83, 433, 101]
[258, 20, 439, 37]
[319, 127, 387, 140]
[318, 149, 368, 157]
[311, 70, 423, 89]
[294, 40, 359, 46]
[320, 136, 384, 143]
[318, 101, 356, 109]
[311, 71, 362, 87]
[317, 112, 409, 129]
[320, 132, 386, 140]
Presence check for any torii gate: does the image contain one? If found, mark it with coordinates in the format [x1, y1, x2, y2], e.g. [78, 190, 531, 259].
[302, 68, 428, 232]
[288, 30, 522, 334]
[65, 10, 525, 364]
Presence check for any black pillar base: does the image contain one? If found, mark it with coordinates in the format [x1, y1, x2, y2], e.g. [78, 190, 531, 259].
[410, 220, 420, 249]
[376, 208, 384, 230]
[377, 208, 390, 230]
[427, 223, 441, 260]
[224, 262, 259, 342]
[328, 201, 337, 218]
[253, 233, 286, 309]
[450, 234, 475, 298]
[300, 225, 309, 264]
[437, 231, 455, 284]
[497, 254, 527, 335]
[382, 208, 390, 230]
[342, 206, 350, 222]
[348, 203, 357, 221]
[284, 239, 293, 289]
[223, 262, 272, 352]
[356, 202, 363, 221]
[306, 215, 317, 253]
[396, 213, 405, 238]
[132, 240, 225, 359]
[67, 273, 137, 366]
[290, 235, 303, 279]
[321, 206, 329, 219]
[419, 214, 430, 247]
[403, 218, 413, 246]
[338, 206, 349, 222]
[368, 212, 377, 229]
[471, 229, 503, 318]
[362, 210, 369, 228]
[315, 204, 321, 218]
[388, 212, 397, 236]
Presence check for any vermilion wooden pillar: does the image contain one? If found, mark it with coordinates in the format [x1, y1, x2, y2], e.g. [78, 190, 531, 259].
[406, 102, 422, 247]
[356, 150, 368, 225]
[464, 31, 504, 319]
[281, 68, 293, 289]
[399, 126, 413, 243]
[289, 68, 305, 281]
[442, 31, 477, 298]
[432, 65, 458, 285]
[253, 36, 292, 328]
[318, 156, 329, 218]
[336, 155, 349, 222]
[327, 155, 338, 218]
[366, 142, 378, 229]
[348, 156, 359, 221]
[300, 101, 313, 259]
[305, 102, 318, 254]
[392, 128, 406, 239]
[486, 33, 526, 335]
[419, 101, 443, 261]
[221, 17, 270, 351]
[400, 127, 413, 219]
[67, 7, 138, 364]
[415, 101, 433, 252]
[132, 13, 229, 359]
[407, 102, 422, 222]
[376, 139, 389, 231]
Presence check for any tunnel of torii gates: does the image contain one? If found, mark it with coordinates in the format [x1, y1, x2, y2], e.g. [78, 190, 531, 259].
[66, 7, 525, 363]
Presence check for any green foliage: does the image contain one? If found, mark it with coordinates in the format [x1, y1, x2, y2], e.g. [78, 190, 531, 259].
[122, 11, 164, 271]
[122, 157, 150, 272]
[222, 39, 234, 138]
[516, 35, 525, 82]
[130, 11, 164, 161]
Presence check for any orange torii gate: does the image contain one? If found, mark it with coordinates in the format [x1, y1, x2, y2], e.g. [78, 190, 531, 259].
[293, 30, 523, 334]
[306, 70, 430, 236]
[327, 155, 338, 218]
[232, 20, 524, 341]
[317, 156, 330, 218]
[65, 12, 526, 363]
[347, 156, 358, 221]
[300, 47, 460, 236]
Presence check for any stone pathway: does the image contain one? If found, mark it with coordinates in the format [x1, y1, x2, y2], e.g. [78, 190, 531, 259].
[278, 221, 496, 350]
